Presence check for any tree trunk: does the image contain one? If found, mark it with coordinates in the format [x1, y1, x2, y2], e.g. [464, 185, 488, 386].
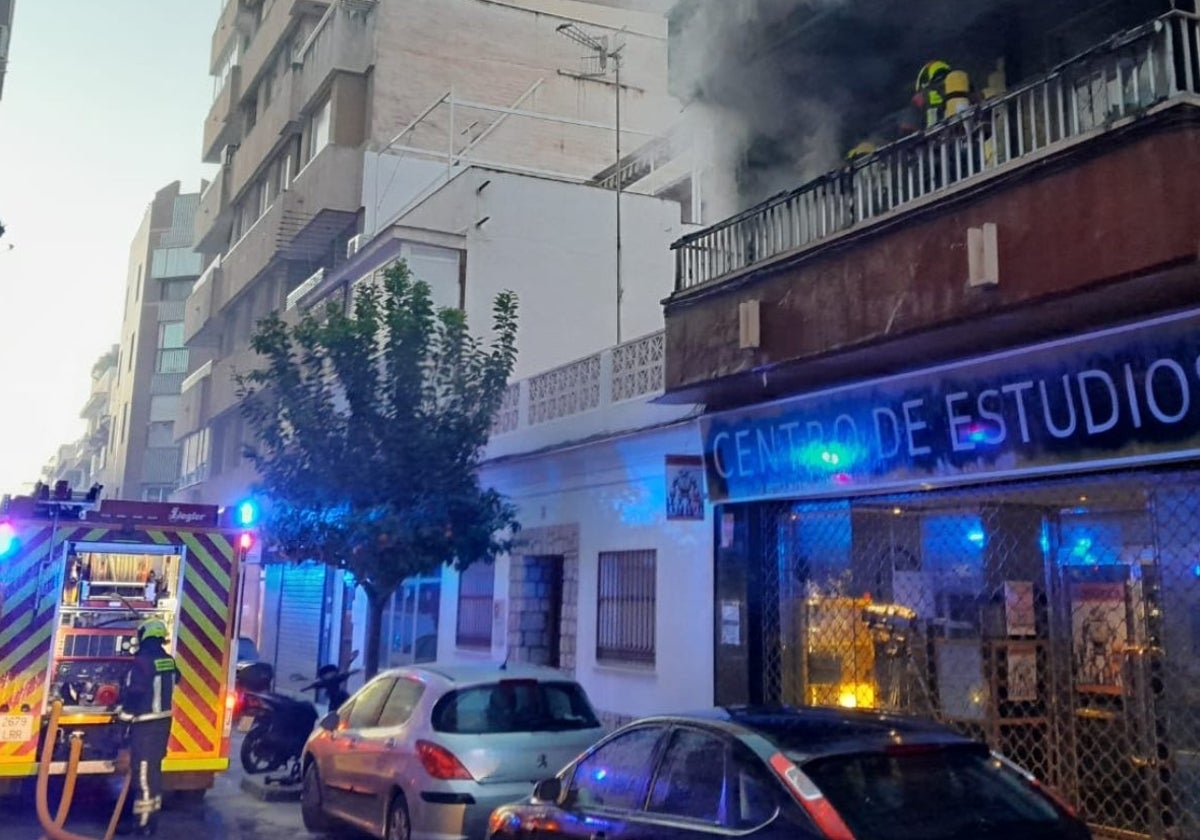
[363, 590, 387, 679]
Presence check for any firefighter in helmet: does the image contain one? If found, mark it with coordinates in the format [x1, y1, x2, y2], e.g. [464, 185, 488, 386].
[116, 618, 178, 836]
[913, 60, 972, 129]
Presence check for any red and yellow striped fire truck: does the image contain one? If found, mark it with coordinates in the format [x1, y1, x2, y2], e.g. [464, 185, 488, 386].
[0, 487, 253, 797]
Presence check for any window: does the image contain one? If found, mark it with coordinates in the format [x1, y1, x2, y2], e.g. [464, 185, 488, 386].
[648, 729, 727, 824]
[146, 422, 173, 448]
[159, 321, 184, 348]
[150, 248, 202, 280]
[162, 279, 193, 302]
[127, 333, 135, 371]
[431, 680, 599, 735]
[157, 348, 188, 373]
[307, 96, 331, 164]
[148, 395, 180, 423]
[596, 550, 657, 665]
[344, 678, 395, 730]
[375, 678, 424, 728]
[456, 562, 494, 648]
[141, 486, 173, 502]
[135, 264, 143, 303]
[569, 726, 664, 811]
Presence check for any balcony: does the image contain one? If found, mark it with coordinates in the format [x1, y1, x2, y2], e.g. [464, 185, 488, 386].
[230, 71, 298, 202]
[208, 345, 264, 423]
[175, 362, 213, 441]
[219, 199, 289, 310]
[292, 0, 376, 111]
[276, 142, 363, 261]
[210, 0, 252, 75]
[664, 11, 1200, 402]
[239, 0, 329, 96]
[195, 167, 232, 254]
[486, 331, 694, 459]
[203, 65, 242, 164]
[184, 257, 222, 346]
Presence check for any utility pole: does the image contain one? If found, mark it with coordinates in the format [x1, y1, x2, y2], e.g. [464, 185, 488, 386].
[557, 23, 626, 345]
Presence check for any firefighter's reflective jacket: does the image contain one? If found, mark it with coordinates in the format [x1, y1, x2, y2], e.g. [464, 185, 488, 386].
[117, 639, 177, 723]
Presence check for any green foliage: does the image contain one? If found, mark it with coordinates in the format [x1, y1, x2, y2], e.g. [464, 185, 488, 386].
[237, 261, 519, 672]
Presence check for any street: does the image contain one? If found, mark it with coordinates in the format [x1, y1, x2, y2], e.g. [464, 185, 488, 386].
[0, 744, 319, 840]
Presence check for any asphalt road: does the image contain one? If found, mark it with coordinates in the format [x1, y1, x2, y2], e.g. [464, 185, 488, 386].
[0, 747, 329, 840]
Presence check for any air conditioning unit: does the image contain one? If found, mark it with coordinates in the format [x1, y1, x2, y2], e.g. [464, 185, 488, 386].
[346, 233, 366, 260]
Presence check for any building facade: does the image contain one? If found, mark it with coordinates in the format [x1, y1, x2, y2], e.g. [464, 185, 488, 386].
[0, 0, 14, 101]
[108, 182, 201, 501]
[660, 3, 1200, 838]
[180, 0, 676, 508]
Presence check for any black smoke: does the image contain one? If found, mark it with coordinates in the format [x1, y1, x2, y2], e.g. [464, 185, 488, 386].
[669, 0, 1170, 212]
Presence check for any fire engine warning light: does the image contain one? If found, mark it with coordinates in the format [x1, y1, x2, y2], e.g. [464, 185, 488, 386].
[236, 499, 259, 527]
[238, 532, 254, 550]
[0, 522, 16, 557]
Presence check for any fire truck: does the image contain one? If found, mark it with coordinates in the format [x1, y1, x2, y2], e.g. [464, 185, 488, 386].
[0, 484, 255, 797]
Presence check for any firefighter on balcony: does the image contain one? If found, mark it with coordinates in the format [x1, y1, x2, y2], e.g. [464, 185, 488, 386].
[912, 60, 972, 129]
[115, 618, 178, 836]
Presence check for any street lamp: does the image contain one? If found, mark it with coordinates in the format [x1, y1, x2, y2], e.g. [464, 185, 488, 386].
[557, 23, 626, 344]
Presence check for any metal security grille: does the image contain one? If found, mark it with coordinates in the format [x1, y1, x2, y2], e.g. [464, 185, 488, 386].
[750, 468, 1200, 840]
[597, 549, 657, 665]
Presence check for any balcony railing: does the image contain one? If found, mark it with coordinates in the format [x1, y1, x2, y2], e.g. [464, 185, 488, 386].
[673, 11, 1200, 292]
[491, 330, 665, 436]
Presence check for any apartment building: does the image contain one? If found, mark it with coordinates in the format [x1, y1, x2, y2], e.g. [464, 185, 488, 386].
[660, 1, 1200, 837]
[39, 347, 119, 494]
[180, 0, 676, 508]
[108, 182, 202, 501]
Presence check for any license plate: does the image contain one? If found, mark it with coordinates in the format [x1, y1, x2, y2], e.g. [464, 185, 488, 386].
[0, 714, 34, 743]
[237, 716, 255, 733]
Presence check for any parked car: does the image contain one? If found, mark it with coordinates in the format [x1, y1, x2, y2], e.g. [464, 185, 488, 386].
[300, 663, 605, 840]
[487, 706, 1092, 840]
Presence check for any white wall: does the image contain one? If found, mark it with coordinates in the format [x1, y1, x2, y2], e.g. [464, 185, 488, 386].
[398, 167, 684, 379]
[436, 418, 714, 721]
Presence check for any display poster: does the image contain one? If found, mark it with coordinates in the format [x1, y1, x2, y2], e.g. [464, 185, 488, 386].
[1070, 581, 1127, 693]
[666, 455, 705, 520]
[1007, 643, 1039, 702]
[1004, 581, 1037, 637]
[720, 600, 742, 646]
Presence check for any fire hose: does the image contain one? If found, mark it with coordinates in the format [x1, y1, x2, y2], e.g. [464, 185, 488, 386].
[35, 700, 131, 840]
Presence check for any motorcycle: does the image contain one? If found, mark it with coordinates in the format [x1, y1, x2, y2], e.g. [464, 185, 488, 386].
[238, 658, 359, 785]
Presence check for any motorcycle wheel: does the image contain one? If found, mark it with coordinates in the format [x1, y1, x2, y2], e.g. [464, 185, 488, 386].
[240, 726, 281, 774]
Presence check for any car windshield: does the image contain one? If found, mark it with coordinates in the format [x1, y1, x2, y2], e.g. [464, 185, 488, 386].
[802, 745, 1074, 840]
[431, 679, 600, 734]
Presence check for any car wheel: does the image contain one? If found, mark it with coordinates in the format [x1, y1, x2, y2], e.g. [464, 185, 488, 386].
[240, 727, 276, 774]
[301, 762, 334, 833]
[386, 792, 411, 840]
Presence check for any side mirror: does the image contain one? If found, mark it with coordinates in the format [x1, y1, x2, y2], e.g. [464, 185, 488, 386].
[532, 777, 562, 803]
[319, 712, 339, 732]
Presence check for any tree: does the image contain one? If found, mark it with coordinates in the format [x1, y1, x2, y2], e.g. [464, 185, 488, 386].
[237, 261, 520, 677]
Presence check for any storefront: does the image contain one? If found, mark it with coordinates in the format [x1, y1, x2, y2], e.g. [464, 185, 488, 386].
[705, 307, 1200, 839]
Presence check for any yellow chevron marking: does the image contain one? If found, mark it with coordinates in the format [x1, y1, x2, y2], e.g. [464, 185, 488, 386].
[180, 533, 232, 591]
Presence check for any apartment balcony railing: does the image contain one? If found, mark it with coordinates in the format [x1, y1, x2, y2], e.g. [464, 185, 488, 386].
[184, 257, 222, 346]
[239, 0, 328, 97]
[286, 267, 325, 310]
[491, 331, 665, 436]
[292, 0, 376, 112]
[203, 65, 242, 164]
[195, 165, 232, 253]
[176, 463, 211, 492]
[673, 11, 1200, 292]
[229, 70, 298, 202]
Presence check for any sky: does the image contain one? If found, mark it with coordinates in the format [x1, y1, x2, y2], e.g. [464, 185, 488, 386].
[0, 0, 217, 493]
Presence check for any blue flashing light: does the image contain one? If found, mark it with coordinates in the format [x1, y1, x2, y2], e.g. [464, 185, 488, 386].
[1192, 563, 1200, 579]
[236, 499, 259, 527]
[964, 423, 991, 445]
[592, 768, 608, 782]
[0, 522, 16, 557]
[966, 528, 986, 548]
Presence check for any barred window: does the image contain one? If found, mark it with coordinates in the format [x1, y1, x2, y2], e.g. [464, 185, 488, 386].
[456, 562, 495, 649]
[597, 550, 656, 666]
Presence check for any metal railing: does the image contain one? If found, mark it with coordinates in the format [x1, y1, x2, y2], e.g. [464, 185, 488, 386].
[673, 11, 1200, 292]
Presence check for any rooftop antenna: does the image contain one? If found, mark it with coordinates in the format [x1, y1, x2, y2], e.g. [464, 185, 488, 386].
[557, 22, 627, 345]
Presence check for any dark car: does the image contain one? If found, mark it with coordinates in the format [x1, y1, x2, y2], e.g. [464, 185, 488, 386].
[487, 707, 1091, 840]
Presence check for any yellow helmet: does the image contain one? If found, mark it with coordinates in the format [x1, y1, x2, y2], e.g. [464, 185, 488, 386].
[916, 60, 952, 91]
[138, 618, 167, 641]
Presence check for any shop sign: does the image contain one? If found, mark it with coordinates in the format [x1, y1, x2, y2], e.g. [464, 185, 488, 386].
[701, 308, 1200, 502]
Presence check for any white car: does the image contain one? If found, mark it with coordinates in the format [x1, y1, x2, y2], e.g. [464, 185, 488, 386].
[300, 663, 605, 840]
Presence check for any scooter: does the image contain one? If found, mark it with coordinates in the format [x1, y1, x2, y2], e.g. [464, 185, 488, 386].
[238, 660, 359, 785]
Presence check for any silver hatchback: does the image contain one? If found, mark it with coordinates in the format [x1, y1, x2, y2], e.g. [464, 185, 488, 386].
[300, 663, 605, 840]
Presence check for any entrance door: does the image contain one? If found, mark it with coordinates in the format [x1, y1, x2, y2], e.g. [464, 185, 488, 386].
[1058, 560, 1166, 838]
[511, 555, 563, 668]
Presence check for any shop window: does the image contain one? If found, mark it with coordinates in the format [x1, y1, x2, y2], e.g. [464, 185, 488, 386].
[456, 562, 494, 649]
[596, 549, 656, 666]
[386, 577, 440, 666]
